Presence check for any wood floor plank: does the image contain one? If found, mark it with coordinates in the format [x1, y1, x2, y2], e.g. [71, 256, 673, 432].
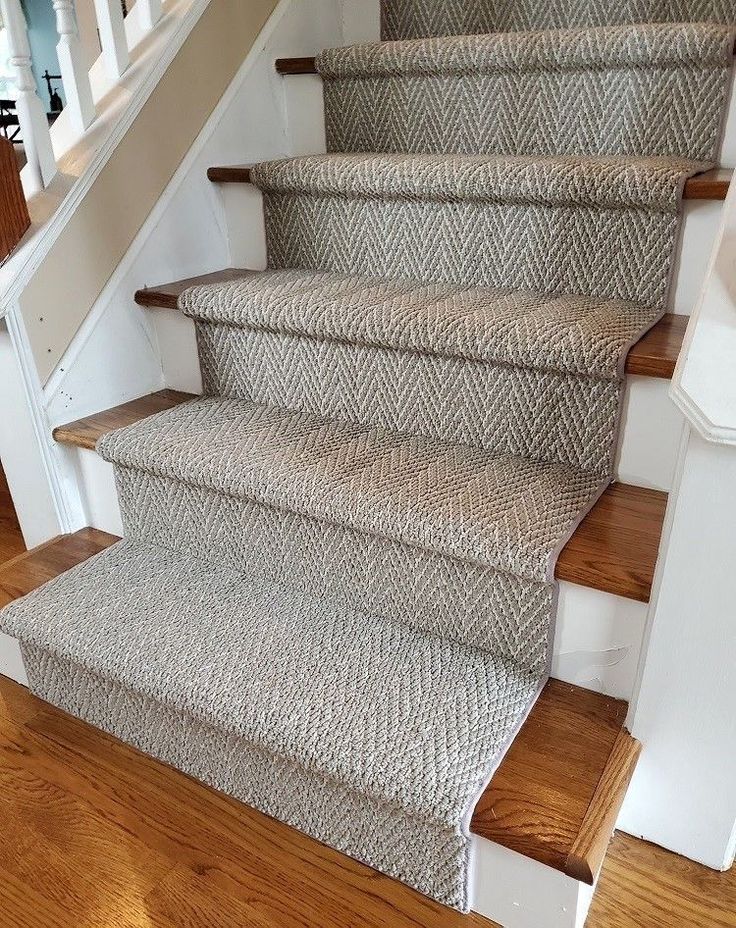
[2, 690, 493, 928]
[0, 754, 172, 927]
[0, 675, 733, 927]
[0, 465, 25, 567]
[556, 483, 667, 602]
[589, 833, 736, 928]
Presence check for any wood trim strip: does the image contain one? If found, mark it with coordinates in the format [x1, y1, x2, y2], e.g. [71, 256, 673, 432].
[471, 679, 634, 878]
[207, 165, 252, 183]
[275, 56, 318, 74]
[626, 313, 688, 379]
[206, 163, 731, 201]
[683, 169, 730, 201]
[52, 390, 195, 451]
[565, 731, 642, 884]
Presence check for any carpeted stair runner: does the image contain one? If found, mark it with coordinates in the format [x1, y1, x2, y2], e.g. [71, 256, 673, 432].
[2, 0, 734, 914]
[318, 25, 735, 158]
[382, 0, 736, 40]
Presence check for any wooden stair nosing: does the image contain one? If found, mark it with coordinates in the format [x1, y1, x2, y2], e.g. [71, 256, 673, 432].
[0, 534, 638, 885]
[51, 390, 666, 603]
[135, 271, 687, 381]
[206, 162, 731, 201]
[52, 390, 196, 451]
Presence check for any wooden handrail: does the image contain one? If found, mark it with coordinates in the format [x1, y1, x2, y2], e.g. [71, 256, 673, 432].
[0, 137, 30, 261]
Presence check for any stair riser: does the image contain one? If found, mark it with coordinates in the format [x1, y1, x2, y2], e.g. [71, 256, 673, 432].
[23, 642, 472, 911]
[472, 835, 596, 928]
[322, 53, 730, 162]
[260, 191, 679, 308]
[196, 322, 622, 474]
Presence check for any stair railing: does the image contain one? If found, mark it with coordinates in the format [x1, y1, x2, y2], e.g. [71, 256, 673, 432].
[0, 0, 166, 196]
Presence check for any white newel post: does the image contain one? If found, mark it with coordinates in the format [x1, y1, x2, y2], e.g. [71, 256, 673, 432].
[619, 180, 736, 871]
[0, 0, 57, 192]
[93, 0, 129, 80]
[138, 0, 163, 31]
[53, 0, 96, 133]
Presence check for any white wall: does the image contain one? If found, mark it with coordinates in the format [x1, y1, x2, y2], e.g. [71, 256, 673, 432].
[620, 427, 736, 870]
[45, 0, 358, 425]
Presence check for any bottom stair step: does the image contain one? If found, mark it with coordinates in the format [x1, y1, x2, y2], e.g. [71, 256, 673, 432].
[0, 536, 543, 911]
[0, 531, 640, 920]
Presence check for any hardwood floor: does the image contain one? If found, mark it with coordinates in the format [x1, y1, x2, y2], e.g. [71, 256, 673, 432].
[0, 466, 25, 567]
[0, 674, 734, 927]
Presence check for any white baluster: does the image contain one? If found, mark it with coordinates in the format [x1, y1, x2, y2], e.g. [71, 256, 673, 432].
[93, 0, 129, 80]
[0, 0, 56, 192]
[53, 1, 95, 133]
[138, 0, 163, 31]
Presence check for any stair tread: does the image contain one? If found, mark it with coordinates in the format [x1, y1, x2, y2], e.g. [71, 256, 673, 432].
[134, 269, 688, 379]
[0, 537, 541, 825]
[0, 528, 118, 609]
[52, 389, 196, 451]
[94, 394, 606, 584]
[246, 153, 705, 212]
[177, 268, 662, 381]
[0, 531, 638, 883]
[52, 391, 665, 601]
[316, 23, 733, 78]
[207, 162, 731, 200]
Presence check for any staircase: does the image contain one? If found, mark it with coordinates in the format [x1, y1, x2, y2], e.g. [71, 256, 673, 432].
[1, 2, 735, 926]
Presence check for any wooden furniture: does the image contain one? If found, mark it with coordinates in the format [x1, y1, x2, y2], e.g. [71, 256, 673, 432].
[0, 136, 29, 261]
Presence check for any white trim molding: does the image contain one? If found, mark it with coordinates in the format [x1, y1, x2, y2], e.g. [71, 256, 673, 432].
[671, 178, 736, 445]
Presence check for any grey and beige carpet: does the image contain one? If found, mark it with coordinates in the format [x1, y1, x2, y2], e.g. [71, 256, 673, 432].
[2, 0, 734, 913]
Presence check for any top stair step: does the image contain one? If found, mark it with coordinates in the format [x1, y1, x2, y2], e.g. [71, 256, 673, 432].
[134, 269, 688, 380]
[206, 163, 732, 201]
[0, 530, 640, 888]
[273, 26, 735, 162]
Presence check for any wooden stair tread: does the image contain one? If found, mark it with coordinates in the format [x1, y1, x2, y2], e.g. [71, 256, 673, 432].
[135, 270, 687, 381]
[626, 312, 688, 379]
[472, 679, 639, 883]
[0, 529, 117, 609]
[207, 162, 731, 200]
[134, 269, 255, 309]
[52, 390, 666, 602]
[556, 483, 666, 602]
[52, 389, 196, 451]
[0, 533, 638, 885]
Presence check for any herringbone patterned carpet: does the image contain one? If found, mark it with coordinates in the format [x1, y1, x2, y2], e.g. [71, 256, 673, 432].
[2, 0, 734, 913]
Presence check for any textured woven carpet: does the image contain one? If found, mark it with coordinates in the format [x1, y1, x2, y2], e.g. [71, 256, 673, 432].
[2, 0, 734, 914]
